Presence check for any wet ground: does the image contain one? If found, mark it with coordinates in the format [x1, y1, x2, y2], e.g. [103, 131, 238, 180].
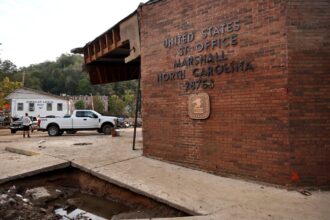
[1, 128, 330, 220]
[0, 168, 188, 220]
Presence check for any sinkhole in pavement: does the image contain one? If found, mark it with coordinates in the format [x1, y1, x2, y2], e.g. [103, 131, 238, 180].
[0, 167, 189, 220]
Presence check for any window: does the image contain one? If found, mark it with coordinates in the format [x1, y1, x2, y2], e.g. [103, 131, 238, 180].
[57, 103, 63, 111]
[76, 111, 85, 117]
[47, 103, 52, 111]
[29, 103, 35, 112]
[76, 111, 97, 118]
[86, 111, 93, 118]
[17, 103, 24, 111]
[86, 111, 97, 118]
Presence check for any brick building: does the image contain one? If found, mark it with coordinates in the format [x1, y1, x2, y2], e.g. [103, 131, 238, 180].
[73, 0, 330, 187]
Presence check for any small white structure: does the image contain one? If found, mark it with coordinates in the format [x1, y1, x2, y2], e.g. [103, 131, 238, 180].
[6, 88, 71, 119]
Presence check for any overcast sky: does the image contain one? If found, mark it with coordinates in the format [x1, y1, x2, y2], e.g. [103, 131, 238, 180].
[0, 0, 147, 67]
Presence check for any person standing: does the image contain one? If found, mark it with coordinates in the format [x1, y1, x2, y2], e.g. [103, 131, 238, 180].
[22, 113, 32, 138]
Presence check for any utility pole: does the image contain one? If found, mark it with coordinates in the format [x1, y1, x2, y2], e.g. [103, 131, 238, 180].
[132, 73, 141, 151]
[22, 71, 25, 86]
[90, 93, 94, 110]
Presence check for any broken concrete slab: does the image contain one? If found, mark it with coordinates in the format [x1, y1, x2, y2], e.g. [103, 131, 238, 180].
[0, 152, 70, 184]
[26, 187, 51, 201]
[91, 157, 330, 219]
[5, 147, 39, 156]
[91, 157, 235, 215]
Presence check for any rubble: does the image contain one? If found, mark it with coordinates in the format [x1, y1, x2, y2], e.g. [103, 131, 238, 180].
[0, 185, 59, 220]
[26, 187, 52, 202]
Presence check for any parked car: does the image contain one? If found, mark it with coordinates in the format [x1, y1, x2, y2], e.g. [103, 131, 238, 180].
[116, 117, 128, 128]
[0, 116, 5, 126]
[39, 110, 117, 136]
[0, 115, 11, 126]
[10, 116, 39, 134]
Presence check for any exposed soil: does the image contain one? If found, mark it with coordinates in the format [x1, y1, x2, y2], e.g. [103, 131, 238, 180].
[0, 167, 188, 220]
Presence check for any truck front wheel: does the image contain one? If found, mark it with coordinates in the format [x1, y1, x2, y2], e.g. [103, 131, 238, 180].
[102, 124, 112, 135]
[48, 125, 59, 136]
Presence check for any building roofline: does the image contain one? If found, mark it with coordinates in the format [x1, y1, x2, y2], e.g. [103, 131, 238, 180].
[145, 0, 163, 5]
[76, 0, 165, 53]
[6, 87, 68, 101]
[71, 9, 138, 54]
[71, 5, 142, 84]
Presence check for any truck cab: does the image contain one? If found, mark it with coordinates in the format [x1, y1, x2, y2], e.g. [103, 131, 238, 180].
[39, 110, 117, 136]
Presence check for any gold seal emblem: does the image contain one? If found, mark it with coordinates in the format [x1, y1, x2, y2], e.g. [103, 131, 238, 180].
[188, 93, 210, 119]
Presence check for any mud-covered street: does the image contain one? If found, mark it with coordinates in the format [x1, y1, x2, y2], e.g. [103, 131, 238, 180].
[0, 128, 186, 219]
[1, 128, 330, 220]
[0, 128, 149, 220]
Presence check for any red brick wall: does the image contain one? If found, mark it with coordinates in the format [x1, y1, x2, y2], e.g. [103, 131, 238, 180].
[139, 0, 329, 186]
[287, 1, 330, 187]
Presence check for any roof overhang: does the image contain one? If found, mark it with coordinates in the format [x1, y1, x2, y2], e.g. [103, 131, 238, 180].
[72, 11, 141, 84]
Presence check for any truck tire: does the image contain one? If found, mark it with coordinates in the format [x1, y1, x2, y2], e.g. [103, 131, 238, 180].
[10, 129, 16, 134]
[102, 124, 112, 135]
[66, 130, 77, 134]
[58, 130, 64, 136]
[48, 125, 59, 136]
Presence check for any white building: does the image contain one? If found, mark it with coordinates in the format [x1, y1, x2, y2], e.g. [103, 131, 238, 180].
[6, 88, 71, 119]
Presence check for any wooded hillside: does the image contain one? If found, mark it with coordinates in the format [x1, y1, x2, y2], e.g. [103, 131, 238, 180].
[0, 54, 138, 116]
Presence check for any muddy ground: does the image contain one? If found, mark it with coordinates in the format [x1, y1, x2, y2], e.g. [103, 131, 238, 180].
[0, 128, 187, 220]
[0, 168, 188, 220]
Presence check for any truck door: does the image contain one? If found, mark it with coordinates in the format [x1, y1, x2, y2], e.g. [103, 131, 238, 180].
[60, 117, 72, 129]
[85, 111, 99, 128]
[73, 111, 99, 129]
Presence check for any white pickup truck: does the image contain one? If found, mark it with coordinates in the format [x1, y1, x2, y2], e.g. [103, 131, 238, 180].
[39, 110, 117, 136]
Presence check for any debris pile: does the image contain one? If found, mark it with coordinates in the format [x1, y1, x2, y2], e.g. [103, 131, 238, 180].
[0, 185, 59, 220]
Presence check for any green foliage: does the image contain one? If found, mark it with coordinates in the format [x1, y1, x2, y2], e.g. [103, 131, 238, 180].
[74, 100, 85, 109]
[108, 95, 126, 116]
[0, 59, 18, 81]
[20, 54, 85, 95]
[123, 90, 135, 117]
[93, 96, 105, 113]
[77, 78, 92, 95]
[1, 54, 139, 116]
[0, 77, 22, 110]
